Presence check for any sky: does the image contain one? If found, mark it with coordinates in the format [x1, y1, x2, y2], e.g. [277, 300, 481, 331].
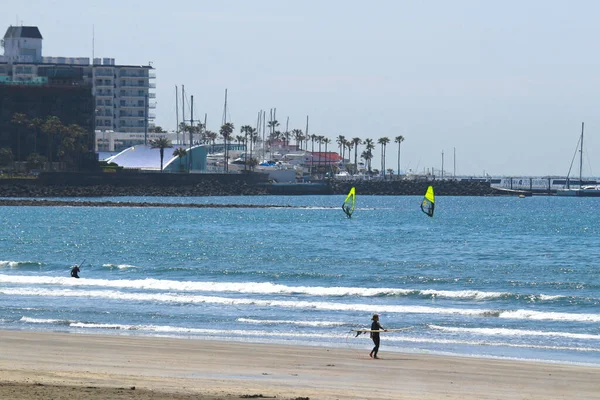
[3, 0, 600, 177]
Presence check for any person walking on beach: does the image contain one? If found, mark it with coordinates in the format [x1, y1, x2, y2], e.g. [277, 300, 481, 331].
[369, 314, 387, 359]
[70, 265, 80, 278]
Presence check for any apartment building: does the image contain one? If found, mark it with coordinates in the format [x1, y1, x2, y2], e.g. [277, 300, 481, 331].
[0, 25, 155, 133]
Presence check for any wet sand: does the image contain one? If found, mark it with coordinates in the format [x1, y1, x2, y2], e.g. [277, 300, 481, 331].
[0, 330, 599, 400]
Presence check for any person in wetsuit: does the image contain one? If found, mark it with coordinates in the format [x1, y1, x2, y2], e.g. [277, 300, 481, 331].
[369, 314, 387, 359]
[70, 265, 80, 278]
[342, 204, 352, 218]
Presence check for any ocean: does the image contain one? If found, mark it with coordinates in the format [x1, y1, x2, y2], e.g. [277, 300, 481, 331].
[1, 195, 599, 366]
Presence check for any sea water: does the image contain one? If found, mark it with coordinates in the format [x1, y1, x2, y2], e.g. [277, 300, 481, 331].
[1, 195, 599, 366]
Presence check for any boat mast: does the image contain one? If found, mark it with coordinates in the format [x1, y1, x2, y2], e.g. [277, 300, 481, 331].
[579, 122, 584, 189]
[175, 85, 179, 145]
[182, 85, 185, 145]
[189, 95, 194, 171]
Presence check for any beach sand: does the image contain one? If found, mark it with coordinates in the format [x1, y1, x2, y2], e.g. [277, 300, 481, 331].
[1, 330, 598, 400]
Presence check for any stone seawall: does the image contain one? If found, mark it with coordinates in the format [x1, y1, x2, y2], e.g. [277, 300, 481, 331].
[329, 179, 502, 196]
[0, 172, 513, 197]
[0, 171, 270, 197]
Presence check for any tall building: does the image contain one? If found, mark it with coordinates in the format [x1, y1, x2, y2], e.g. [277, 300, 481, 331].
[0, 25, 155, 133]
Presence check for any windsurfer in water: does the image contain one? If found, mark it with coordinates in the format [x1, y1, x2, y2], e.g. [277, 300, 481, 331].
[369, 314, 387, 359]
[342, 204, 352, 218]
[70, 265, 81, 278]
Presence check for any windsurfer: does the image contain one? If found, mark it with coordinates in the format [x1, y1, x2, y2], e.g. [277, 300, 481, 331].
[369, 314, 387, 359]
[342, 204, 352, 218]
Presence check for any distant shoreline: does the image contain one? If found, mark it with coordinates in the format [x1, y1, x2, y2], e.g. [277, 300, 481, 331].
[0, 199, 295, 208]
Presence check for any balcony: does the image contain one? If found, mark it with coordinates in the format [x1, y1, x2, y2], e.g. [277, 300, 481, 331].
[94, 70, 114, 77]
[119, 103, 144, 108]
[95, 120, 112, 128]
[95, 90, 113, 97]
[94, 80, 113, 87]
[119, 70, 149, 78]
[119, 91, 145, 98]
[119, 81, 149, 88]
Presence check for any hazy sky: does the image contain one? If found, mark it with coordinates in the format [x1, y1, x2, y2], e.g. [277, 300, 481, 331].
[3, 0, 600, 176]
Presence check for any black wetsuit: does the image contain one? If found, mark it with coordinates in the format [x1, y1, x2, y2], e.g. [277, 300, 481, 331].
[342, 205, 352, 218]
[370, 320, 383, 358]
[70, 266, 80, 278]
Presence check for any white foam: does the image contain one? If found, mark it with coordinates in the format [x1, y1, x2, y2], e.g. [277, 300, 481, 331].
[499, 309, 600, 323]
[20, 316, 67, 324]
[237, 318, 347, 327]
[4, 287, 599, 323]
[0, 274, 572, 301]
[0, 261, 27, 268]
[102, 264, 140, 270]
[429, 325, 600, 340]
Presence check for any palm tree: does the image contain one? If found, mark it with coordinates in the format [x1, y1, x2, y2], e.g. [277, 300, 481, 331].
[336, 135, 346, 160]
[205, 130, 217, 153]
[219, 122, 235, 172]
[363, 138, 375, 174]
[249, 128, 259, 167]
[317, 136, 325, 174]
[361, 150, 373, 175]
[352, 137, 362, 175]
[345, 140, 353, 172]
[395, 135, 405, 177]
[240, 125, 254, 171]
[150, 137, 173, 172]
[292, 129, 303, 150]
[150, 126, 166, 133]
[11, 113, 28, 163]
[322, 137, 331, 175]
[310, 134, 318, 174]
[173, 147, 187, 172]
[41, 116, 65, 170]
[267, 119, 279, 151]
[283, 130, 291, 149]
[377, 137, 390, 179]
[58, 123, 87, 169]
[29, 117, 43, 154]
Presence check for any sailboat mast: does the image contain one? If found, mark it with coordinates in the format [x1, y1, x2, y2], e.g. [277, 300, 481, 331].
[579, 122, 584, 188]
[189, 95, 194, 171]
[222, 89, 228, 125]
[175, 86, 179, 145]
[181, 85, 186, 145]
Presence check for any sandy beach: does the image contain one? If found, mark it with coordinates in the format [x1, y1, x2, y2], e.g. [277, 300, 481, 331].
[0, 330, 598, 399]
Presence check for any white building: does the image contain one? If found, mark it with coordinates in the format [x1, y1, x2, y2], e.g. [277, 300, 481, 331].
[0, 25, 155, 133]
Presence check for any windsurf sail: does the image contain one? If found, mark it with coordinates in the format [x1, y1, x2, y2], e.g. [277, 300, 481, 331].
[420, 185, 435, 217]
[342, 187, 356, 218]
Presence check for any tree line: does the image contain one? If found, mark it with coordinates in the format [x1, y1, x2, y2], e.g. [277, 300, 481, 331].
[0, 113, 91, 171]
[150, 120, 406, 177]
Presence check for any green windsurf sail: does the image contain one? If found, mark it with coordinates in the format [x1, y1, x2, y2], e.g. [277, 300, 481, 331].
[342, 187, 356, 218]
[420, 185, 435, 217]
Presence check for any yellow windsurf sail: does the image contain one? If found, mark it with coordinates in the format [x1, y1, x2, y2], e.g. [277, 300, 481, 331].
[342, 187, 356, 218]
[420, 185, 435, 217]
